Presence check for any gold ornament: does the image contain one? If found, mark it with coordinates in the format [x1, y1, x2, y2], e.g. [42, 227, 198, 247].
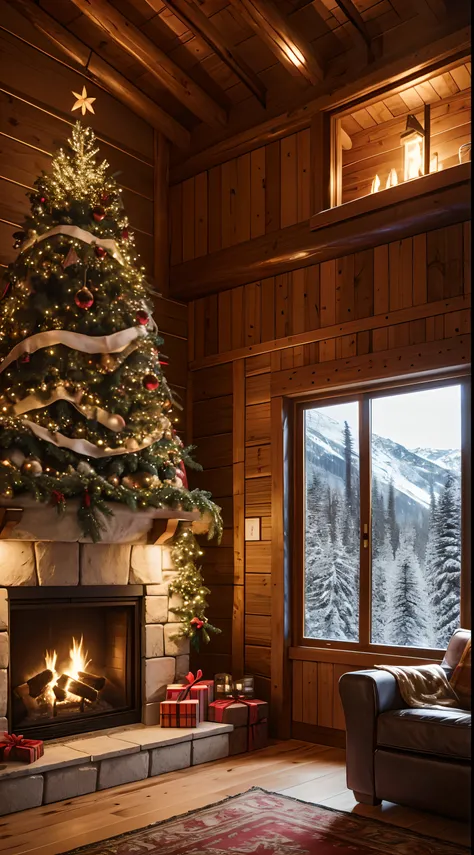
[71, 87, 96, 116]
[107, 474, 120, 487]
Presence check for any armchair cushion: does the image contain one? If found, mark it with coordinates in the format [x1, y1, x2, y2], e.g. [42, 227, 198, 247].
[377, 707, 471, 760]
[449, 637, 471, 709]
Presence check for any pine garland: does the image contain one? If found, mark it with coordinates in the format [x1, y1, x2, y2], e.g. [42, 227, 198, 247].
[168, 527, 221, 651]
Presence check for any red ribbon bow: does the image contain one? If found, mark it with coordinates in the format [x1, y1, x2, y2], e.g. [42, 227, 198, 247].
[177, 670, 203, 702]
[2, 732, 27, 759]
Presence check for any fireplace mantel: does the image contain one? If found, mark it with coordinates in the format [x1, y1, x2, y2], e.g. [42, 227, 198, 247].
[0, 497, 201, 543]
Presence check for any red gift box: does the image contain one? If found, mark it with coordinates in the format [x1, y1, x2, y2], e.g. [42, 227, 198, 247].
[0, 733, 44, 764]
[228, 719, 268, 755]
[166, 671, 212, 720]
[208, 698, 268, 726]
[160, 699, 199, 727]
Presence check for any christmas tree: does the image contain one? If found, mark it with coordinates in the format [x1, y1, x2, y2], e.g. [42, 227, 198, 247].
[0, 118, 222, 547]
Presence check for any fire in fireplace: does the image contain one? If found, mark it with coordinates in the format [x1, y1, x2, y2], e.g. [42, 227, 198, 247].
[9, 587, 142, 740]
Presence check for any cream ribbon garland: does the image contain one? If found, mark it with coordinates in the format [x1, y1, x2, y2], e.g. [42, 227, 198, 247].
[19, 225, 126, 266]
[13, 386, 126, 432]
[23, 419, 166, 458]
[0, 326, 147, 374]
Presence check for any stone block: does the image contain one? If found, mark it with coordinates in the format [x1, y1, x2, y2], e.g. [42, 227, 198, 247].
[146, 582, 171, 596]
[35, 542, 79, 585]
[167, 592, 183, 623]
[161, 547, 174, 570]
[130, 545, 162, 584]
[0, 670, 7, 715]
[149, 741, 191, 776]
[142, 703, 161, 726]
[0, 542, 36, 586]
[0, 589, 7, 630]
[143, 624, 164, 659]
[80, 544, 131, 585]
[0, 775, 43, 816]
[0, 633, 8, 668]
[192, 733, 229, 766]
[144, 596, 168, 624]
[164, 623, 189, 657]
[97, 751, 149, 790]
[0, 716, 7, 732]
[44, 764, 98, 804]
[64, 735, 138, 761]
[175, 654, 190, 681]
[143, 657, 175, 703]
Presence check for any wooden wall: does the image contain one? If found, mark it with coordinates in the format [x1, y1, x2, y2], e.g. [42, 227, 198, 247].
[0, 7, 188, 432]
[181, 132, 471, 738]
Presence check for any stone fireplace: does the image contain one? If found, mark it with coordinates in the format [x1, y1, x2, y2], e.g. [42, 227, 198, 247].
[0, 540, 190, 737]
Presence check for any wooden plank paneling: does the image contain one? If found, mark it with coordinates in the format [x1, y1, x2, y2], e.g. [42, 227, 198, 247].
[245, 573, 271, 615]
[246, 402, 271, 445]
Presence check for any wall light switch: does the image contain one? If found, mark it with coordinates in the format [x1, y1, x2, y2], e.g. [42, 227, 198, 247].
[245, 518, 261, 541]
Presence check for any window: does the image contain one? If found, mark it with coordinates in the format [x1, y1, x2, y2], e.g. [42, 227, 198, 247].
[299, 378, 469, 651]
[333, 58, 471, 207]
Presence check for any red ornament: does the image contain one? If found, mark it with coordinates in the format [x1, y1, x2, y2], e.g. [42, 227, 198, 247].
[39, 196, 47, 204]
[143, 373, 159, 391]
[95, 246, 107, 259]
[100, 192, 110, 204]
[83, 489, 91, 508]
[136, 310, 149, 325]
[19, 353, 31, 364]
[122, 228, 129, 240]
[190, 617, 204, 630]
[92, 206, 105, 222]
[75, 287, 94, 309]
[51, 489, 65, 506]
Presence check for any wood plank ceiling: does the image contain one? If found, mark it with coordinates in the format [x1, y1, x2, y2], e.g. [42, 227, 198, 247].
[3, 0, 468, 163]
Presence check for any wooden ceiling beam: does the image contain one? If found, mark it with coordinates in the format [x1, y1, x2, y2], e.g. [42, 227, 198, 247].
[8, 0, 190, 149]
[143, 0, 266, 107]
[333, 0, 373, 56]
[69, 0, 227, 127]
[228, 0, 324, 86]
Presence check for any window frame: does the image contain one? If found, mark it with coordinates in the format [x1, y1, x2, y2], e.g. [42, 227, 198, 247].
[293, 371, 471, 657]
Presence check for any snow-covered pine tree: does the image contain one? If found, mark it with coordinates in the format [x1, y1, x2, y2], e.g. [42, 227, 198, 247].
[371, 477, 386, 558]
[432, 472, 461, 647]
[386, 528, 430, 646]
[304, 472, 328, 637]
[316, 529, 358, 641]
[386, 478, 400, 558]
[371, 533, 393, 643]
[423, 482, 439, 646]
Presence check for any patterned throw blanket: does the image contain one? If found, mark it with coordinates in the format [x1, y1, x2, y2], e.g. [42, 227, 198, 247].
[374, 663, 463, 709]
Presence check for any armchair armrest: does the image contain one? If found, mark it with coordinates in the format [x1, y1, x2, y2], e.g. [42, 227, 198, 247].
[339, 670, 405, 801]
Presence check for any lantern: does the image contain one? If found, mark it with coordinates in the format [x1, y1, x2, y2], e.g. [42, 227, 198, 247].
[400, 114, 425, 182]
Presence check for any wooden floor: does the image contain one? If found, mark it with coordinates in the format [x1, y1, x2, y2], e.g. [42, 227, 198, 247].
[0, 741, 470, 854]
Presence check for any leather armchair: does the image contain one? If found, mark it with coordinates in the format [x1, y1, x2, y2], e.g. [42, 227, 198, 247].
[339, 629, 471, 821]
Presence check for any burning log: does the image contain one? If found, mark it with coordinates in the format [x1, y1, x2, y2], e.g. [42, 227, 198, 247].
[53, 685, 67, 702]
[14, 669, 54, 699]
[78, 671, 106, 692]
[57, 673, 98, 703]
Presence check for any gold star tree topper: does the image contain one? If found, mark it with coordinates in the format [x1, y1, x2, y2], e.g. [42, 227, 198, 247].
[71, 86, 96, 116]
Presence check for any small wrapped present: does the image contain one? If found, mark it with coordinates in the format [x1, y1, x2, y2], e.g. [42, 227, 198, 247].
[0, 732, 44, 764]
[166, 671, 211, 721]
[208, 698, 268, 726]
[160, 699, 199, 728]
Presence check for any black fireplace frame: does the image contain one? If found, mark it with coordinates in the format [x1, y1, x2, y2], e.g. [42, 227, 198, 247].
[8, 586, 143, 741]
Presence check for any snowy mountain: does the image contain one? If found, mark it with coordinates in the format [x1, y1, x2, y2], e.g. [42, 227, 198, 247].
[412, 448, 461, 471]
[306, 410, 460, 517]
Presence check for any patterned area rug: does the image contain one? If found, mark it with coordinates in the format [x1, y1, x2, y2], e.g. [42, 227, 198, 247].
[67, 788, 469, 855]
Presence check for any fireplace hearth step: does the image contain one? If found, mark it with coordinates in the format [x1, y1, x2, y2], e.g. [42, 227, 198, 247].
[0, 722, 234, 815]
